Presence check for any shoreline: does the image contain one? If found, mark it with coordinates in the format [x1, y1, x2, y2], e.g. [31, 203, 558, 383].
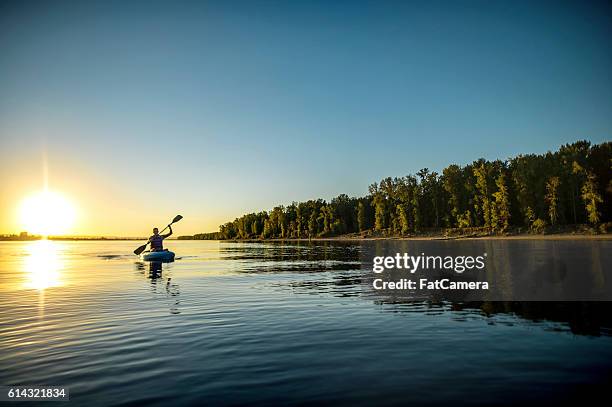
[210, 232, 612, 243]
[2, 232, 610, 242]
[0, 237, 147, 242]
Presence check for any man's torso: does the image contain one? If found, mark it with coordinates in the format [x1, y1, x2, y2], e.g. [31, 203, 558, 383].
[150, 234, 164, 251]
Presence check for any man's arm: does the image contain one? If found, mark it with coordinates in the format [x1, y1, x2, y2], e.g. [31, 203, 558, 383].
[162, 225, 173, 239]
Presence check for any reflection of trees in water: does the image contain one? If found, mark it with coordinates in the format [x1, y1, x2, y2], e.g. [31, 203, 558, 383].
[223, 241, 612, 336]
[273, 273, 364, 298]
[468, 301, 612, 337]
[379, 300, 612, 337]
[273, 271, 612, 337]
[134, 261, 181, 315]
[220, 241, 361, 273]
[377, 299, 612, 337]
[265, 267, 612, 336]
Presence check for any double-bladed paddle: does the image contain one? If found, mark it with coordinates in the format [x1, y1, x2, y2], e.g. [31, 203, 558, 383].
[134, 215, 183, 255]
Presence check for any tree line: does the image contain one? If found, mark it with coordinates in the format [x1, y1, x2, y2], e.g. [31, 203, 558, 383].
[181, 141, 611, 240]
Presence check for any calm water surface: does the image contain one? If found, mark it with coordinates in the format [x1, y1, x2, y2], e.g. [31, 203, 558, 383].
[0, 240, 611, 406]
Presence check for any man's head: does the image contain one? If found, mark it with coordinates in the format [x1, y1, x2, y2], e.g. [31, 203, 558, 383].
[153, 227, 159, 235]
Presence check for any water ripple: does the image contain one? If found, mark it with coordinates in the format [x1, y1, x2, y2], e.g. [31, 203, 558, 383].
[1, 240, 611, 406]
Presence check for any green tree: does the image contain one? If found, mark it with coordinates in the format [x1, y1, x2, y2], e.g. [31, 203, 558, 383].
[457, 210, 472, 228]
[581, 173, 603, 224]
[492, 174, 510, 232]
[473, 162, 492, 231]
[545, 177, 561, 225]
[559, 141, 591, 223]
[410, 179, 421, 232]
[442, 164, 465, 227]
[357, 201, 367, 232]
[369, 183, 387, 232]
[308, 211, 317, 237]
[396, 204, 410, 234]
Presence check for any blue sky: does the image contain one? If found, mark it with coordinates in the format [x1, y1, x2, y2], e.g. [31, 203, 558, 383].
[1, 0, 611, 235]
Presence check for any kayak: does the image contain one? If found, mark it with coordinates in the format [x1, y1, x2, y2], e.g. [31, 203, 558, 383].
[140, 250, 175, 262]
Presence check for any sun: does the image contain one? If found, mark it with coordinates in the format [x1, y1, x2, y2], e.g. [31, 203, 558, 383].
[19, 190, 77, 236]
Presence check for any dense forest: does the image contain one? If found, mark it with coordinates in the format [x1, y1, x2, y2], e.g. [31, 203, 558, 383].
[181, 141, 611, 240]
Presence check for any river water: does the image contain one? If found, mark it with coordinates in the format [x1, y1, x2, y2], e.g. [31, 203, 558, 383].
[0, 240, 611, 406]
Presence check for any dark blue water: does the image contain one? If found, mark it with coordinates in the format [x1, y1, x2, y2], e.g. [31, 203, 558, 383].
[0, 240, 611, 406]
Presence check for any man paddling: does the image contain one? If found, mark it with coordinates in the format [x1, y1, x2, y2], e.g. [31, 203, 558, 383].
[134, 216, 182, 256]
[149, 225, 172, 252]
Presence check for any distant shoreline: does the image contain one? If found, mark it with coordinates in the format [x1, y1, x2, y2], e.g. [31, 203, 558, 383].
[180, 230, 612, 242]
[0, 236, 147, 241]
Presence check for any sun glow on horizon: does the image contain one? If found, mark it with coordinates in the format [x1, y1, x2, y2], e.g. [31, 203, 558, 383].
[19, 190, 77, 236]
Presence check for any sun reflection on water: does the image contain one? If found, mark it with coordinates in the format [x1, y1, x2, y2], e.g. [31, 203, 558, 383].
[23, 240, 64, 290]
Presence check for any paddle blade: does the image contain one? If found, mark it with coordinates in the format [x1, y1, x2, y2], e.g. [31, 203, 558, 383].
[172, 215, 183, 223]
[134, 243, 148, 255]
